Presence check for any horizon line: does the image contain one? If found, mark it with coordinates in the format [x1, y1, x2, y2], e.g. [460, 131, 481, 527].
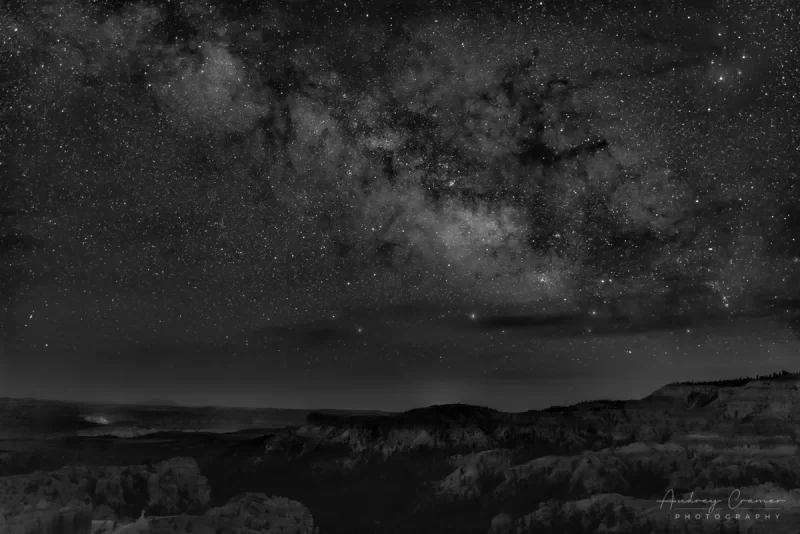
[4, 369, 798, 414]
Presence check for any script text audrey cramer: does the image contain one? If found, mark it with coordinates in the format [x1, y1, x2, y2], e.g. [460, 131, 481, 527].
[658, 489, 788, 514]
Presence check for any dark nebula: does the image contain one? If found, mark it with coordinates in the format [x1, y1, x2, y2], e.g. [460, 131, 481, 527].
[1, 0, 799, 410]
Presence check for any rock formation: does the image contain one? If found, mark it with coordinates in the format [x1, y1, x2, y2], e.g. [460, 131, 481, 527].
[0, 458, 318, 534]
[204, 493, 316, 533]
[0, 500, 93, 534]
[0, 457, 211, 521]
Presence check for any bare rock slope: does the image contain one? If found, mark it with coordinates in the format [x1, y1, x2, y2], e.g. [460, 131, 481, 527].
[0, 458, 317, 534]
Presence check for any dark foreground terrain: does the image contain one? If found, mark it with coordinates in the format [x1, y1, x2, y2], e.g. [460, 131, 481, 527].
[3, 373, 800, 533]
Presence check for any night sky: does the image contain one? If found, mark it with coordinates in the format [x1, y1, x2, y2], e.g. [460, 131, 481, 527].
[1, 0, 799, 411]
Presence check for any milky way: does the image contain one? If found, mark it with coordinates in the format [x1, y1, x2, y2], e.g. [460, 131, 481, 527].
[1, 0, 799, 410]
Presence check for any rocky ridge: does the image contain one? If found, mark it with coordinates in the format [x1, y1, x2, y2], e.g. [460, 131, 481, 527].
[0, 458, 317, 534]
[257, 373, 800, 533]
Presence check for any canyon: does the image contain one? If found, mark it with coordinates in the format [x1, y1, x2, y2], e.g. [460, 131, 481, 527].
[2, 373, 800, 533]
